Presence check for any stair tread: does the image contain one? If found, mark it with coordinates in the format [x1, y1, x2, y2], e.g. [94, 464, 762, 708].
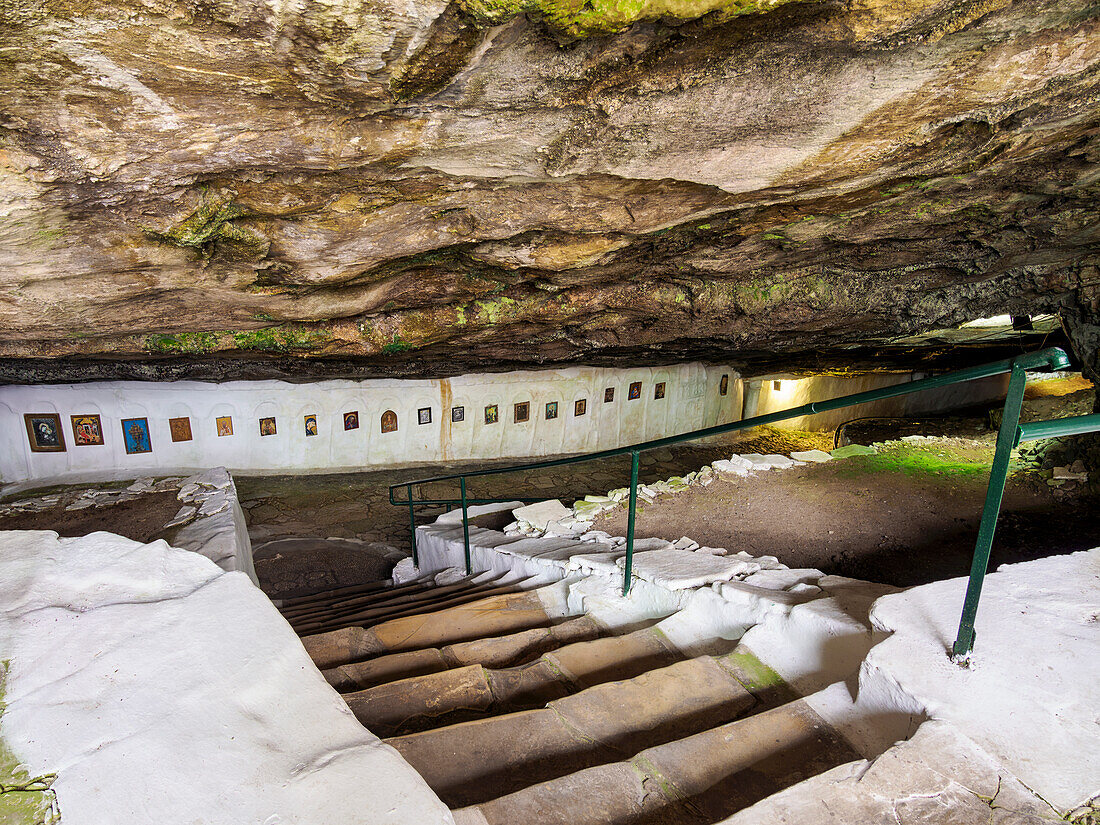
[302, 585, 560, 669]
[387, 655, 757, 808]
[459, 699, 859, 825]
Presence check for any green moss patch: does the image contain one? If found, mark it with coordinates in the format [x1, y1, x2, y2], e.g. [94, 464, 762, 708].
[459, 0, 807, 39]
[836, 443, 991, 480]
[1, 664, 61, 824]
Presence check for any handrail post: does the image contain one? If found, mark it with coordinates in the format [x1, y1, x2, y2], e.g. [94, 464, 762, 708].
[623, 450, 640, 596]
[407, 483, 418, 568]
[951, 364, 1028, 663]
[460, 476, 472, 575]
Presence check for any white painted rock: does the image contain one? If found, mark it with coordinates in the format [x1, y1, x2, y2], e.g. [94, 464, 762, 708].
[791, 449, 833, 463]
[512, 499, 572, 530]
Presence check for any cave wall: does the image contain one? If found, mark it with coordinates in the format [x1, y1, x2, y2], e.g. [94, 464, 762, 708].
[0, 362, 740, 489]
[748, 372, 1012, 431]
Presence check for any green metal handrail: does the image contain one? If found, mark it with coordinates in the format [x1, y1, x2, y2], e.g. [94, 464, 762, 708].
[389, 347, 1073, 659]
[950, 408, 1100, 661]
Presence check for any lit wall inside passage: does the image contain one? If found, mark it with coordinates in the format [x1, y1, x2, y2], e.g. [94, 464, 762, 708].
[747, 373, 1012, 431]
[1, 363, 742, 488]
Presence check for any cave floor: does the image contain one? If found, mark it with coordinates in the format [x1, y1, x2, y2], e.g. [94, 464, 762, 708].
[595, 436, 1100, 588]
[240, 426, 1099, 595]
[239, 428, 833, 598]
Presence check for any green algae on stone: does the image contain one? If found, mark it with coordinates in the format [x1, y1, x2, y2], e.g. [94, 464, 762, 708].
[1, 663, 61, 825]
[458, 0, 806, 39]
[144, 193, 268, 259]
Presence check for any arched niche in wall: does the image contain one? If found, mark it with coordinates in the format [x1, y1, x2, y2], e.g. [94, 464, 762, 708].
[645, 369, 673, 441]
[472, 393, 505, 461]
[618, 371, 649, 444]
[501, 387, 536, 459]
[327, 390, 366, 469]
[368, 400, 404, 466]
[532, 389, 564, 459]
[163, 397, 201, 467]
[408, 395, 440, 459]
[443, 393, 474, 461]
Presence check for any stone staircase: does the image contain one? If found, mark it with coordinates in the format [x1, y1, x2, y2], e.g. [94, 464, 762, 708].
[287, 571, 874, 825]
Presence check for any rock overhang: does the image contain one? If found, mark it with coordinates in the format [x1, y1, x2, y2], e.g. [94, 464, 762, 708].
[1, 0, 1098, 384]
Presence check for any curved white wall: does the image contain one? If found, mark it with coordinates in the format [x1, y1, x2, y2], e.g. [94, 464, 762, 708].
[1, 363, 742, 490]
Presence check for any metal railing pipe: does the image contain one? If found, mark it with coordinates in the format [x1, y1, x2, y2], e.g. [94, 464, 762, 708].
[1017, 412, 1100, 444]
[460, 476, 472, 575]
[623, 450, 640, 596]
[951, 365, 1029, 662]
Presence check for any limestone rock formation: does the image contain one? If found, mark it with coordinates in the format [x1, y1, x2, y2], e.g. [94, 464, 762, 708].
[1, 0, 1098, 382]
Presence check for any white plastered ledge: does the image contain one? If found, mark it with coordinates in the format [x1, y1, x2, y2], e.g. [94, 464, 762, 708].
[0, 530, 454, 825]
[861, 547, 1100, 812]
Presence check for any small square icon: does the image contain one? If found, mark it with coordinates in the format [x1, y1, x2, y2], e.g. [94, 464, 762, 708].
[418, 407, 432, 425]
[485, 405, 499, 424]
[514, 402, 530, 423]
[451, 406, 464, 423]
[169, 417, 192, 442]
[344, 411, 360, 430]
[654, 382, 666, 400]
[304, 415, 318, 436]
[574, 399, 587, 416]
[604, 387, 615, 403]
[628, 382, 642, 400]
[545, 401, 558, 420]
[216, 416, 234, 437]
[259, 417, 277, 436]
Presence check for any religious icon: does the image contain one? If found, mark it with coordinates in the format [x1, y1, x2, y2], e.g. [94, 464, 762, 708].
[418, 407, 432, 425]
[381, 410, 398, 433]
[71, 414, 104, 446]
[514, 402, 529, 423]
[121, 417, 152, 454]
[484, 404, 498, 424]
[654, 382, 666, 400]
[604, 387, 615, 403]
[344, 411, 359, 431]
[451, 406, 464, 423]
[719, 374, 729, 396]
[545, 401, 558, 420]
[628, 382, 642, 400]
[574, 399, 587, 416]
[25, 413, 65, 452]
[259, 417, 277, 436]
[216, 416, 234, 437]
[304, 415, 318, 436]
[169, 417, 192, 442]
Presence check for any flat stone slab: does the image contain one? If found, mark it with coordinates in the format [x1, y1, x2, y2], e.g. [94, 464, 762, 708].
[512, 500, 572, 530]
[864, 547, 1100, 811]
[624, 547, 762, 589]
[718, 720, 1059, 825]
[790, 449, 833, 463]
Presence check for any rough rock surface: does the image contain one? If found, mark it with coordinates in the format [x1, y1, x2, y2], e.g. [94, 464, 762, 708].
[1, 0, 1098, 382]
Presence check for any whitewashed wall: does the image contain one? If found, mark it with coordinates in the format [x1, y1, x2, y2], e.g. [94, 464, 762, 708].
[747, 372, 1012, 431]
[0, 363, 741, 489]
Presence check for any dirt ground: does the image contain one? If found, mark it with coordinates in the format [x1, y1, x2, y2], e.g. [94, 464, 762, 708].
[0, 491, 182, 544]
[595, 436, 1100, 587]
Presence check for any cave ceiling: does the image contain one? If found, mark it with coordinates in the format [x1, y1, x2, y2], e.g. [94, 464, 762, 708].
[1, 0, 1099, 384]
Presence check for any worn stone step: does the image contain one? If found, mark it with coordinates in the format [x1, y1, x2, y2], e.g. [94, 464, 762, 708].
[388, 655, 758, 808]
[287, 576, 506, 631]
[324, 616, 605, 693]
[302, 583, 568, 670]
[281, 575, 481, 621]
[294, 579, 528, 636]
[456, 698, 859, 825]
[342, 626, 683, 736]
